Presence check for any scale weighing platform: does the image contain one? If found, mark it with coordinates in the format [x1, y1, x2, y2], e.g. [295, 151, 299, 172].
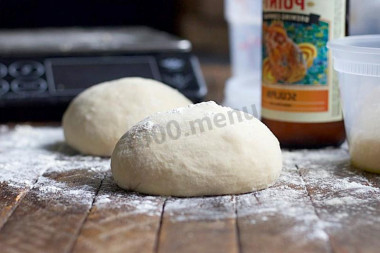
[0, 27, 207, 121]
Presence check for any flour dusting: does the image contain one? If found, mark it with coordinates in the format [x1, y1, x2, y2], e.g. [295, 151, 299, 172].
[165, 196, 235, 221]
[0, 125, 110, 206]
[95, 192, 164, 216]
[1, 125, 380, 244]
[93, 176, 164, 216]
[237, 165, 330, 242]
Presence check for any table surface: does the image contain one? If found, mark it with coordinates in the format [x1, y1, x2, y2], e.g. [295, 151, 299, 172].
[0, 125, 379, 253]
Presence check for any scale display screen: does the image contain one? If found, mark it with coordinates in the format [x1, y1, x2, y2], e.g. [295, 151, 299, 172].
[46, 56, 161, 93]
[0, 28, 206, 121]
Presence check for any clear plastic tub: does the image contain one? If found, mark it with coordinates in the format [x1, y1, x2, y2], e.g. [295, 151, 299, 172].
[328, 35, 380, 174]
[223, 0, 262, 116]
[224, 76, 261, 118]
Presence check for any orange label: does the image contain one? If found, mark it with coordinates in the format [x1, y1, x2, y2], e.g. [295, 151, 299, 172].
[262, 0, 345, 122]
[262, 86, 328, 112]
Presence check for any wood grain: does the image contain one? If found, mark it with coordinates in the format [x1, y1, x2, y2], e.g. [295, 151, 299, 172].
[237, 162, 331, 253]
[0, 183, 29, 229]
[71, 173, 165, 253]
[0, 127, 62, 230]
[1, 126, 380, 253]
[296, 149, 380, 253]
[157, 196, 238, 253]
[0, 168, 103, 253]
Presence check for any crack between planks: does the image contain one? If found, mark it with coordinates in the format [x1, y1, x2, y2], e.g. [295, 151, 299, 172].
[67, 173, 106, 253]
[252, 192, 261, 205]
[0, 140, 77, 232]
[153, 198, 167, 253]
[295, 164, 336, 253]
[0, 187, 28, 231]
[233, 195, 243, 253]
[0, 169, 50, 233]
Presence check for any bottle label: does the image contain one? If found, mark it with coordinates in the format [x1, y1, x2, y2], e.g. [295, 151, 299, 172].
[262, 0, 346, 123]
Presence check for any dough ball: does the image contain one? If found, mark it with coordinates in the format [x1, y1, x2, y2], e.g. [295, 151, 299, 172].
[63, 77, 192, 156]
[111, 101, 282, 197]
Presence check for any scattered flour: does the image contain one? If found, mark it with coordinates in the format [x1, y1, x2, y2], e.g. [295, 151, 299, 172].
[165, 196, 235, 221]
[0, 125, 63, 149]
[0, 126, 110, 205]
[236, 150, 380, 244]
[0, 125, 379, 245]
[94, 189, 164, 216]
[90, 172, 164, 216]
[95, 194, 112, 205]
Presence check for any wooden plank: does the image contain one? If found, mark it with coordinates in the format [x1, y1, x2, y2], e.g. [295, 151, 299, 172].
[0, 126, 65, 230]
[157, 196, 238, 253]
[296, 149, 380, 253]
[0, 183, 29, 230]
[2, 125, 380, 253]
[237, 155, 332, 253]
[71, 173, 165, 253]
[0, 165, 106, 253]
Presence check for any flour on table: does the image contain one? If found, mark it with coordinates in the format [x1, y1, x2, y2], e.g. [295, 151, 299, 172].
[0, 125, 63, 149]
[165, 196, 236, 222]
[0, 126, 110, 206]
[89, 172, 165, 216]
[1, 125, 379, 239]
[237, 165, 330, 242]
[94, 192, 164, 216]
[237, 149, 380, 244]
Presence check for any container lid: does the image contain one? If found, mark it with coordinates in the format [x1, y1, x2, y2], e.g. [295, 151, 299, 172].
[327, 35, 380, 77]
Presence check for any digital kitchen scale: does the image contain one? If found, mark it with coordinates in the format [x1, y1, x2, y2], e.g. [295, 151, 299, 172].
[0, 27, 207, 121]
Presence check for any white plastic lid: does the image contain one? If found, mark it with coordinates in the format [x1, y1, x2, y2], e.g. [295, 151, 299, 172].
[328, 35, 380, 77]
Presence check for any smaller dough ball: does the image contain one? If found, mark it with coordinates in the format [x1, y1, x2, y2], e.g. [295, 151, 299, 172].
[111, 101, 282, 197]
[63, 77, 192, 156]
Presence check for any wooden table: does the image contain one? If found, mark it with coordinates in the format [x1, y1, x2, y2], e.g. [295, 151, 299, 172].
[0, 125, 379, 253]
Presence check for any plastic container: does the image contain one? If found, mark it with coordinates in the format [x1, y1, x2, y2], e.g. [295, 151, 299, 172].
[224, 76, 260, 117]
[223, 0, 262, 117]
[328, 35, 380, 174]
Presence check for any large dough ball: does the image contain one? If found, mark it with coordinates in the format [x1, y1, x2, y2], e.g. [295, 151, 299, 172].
[63, 77, 192, 156]
[111, 101, 282, 196]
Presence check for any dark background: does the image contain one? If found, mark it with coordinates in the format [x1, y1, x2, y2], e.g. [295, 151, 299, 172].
[0, 0, 229, 58]
[0, 0, 377, 59]
[0, 0, 177, 32]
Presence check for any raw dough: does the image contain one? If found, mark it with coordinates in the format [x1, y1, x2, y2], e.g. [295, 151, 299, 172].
[63, 77, 192, 156]
[111, 101, 282, 196]
[349, 87, 380, 173]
